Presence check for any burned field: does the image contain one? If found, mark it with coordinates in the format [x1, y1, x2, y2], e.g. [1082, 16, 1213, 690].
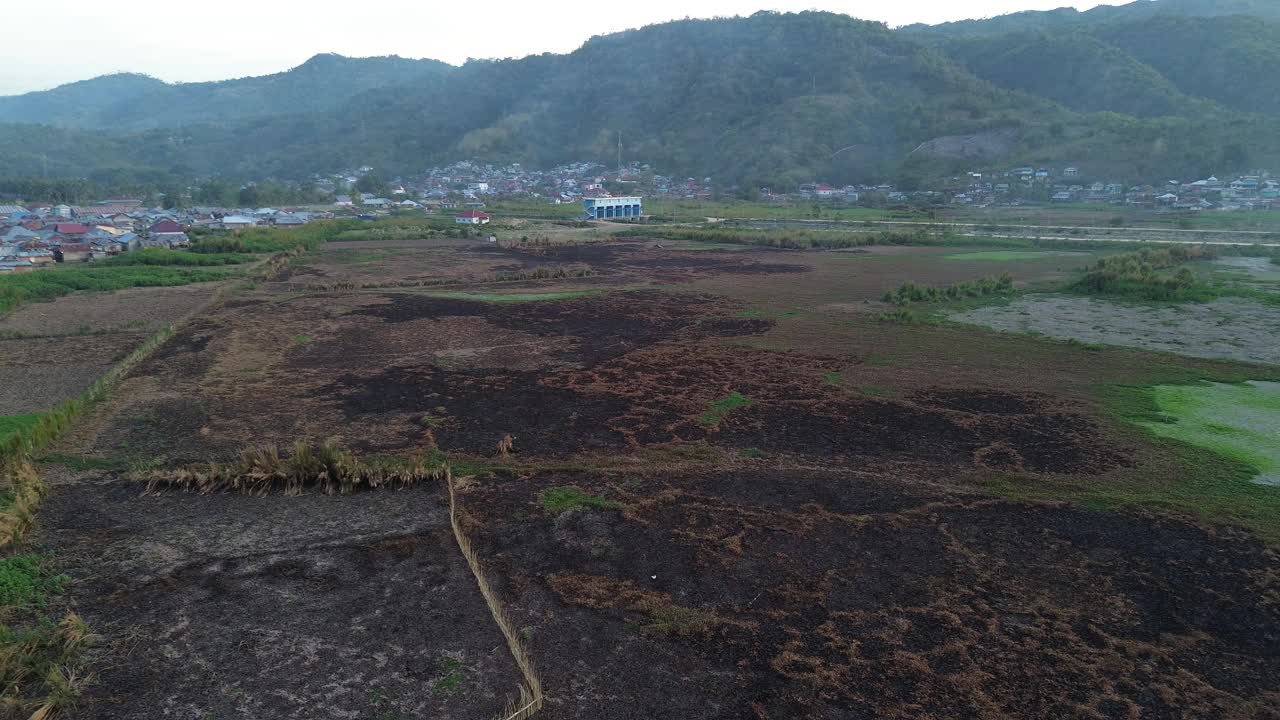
[459, 469, 1280, 719]
[33, 236, 1280, 718]
[38, 474, 522, 720]
[284, 237, 811, 291]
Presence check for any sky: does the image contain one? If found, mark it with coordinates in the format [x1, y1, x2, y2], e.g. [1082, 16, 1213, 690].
[1, 0, 1127, 96]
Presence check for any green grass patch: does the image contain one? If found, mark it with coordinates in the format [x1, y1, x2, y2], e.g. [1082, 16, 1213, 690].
[944, 250, 1085, 262]
[986, 380, 1280, 543]
[101, 248, 254, 266]
[292, 334, 312, 345]
[822, 371, 842, 386]
[1140, 381, 1280, 486]
[698, 392, 754, 428]
[738, 448, 766, 459]
[420, 290, 598, 304]
[0, 415, 40, 447]
[0, 555, 66, 610]
[539, 486, 623, 514]
[0, 265, 236, 315]
[432, 658, 464, 694]
[35, 453, 127, 472]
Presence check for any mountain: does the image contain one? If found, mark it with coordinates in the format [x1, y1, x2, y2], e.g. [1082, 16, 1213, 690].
[0, 54, 451, 131]
[1, 0, 1279, 188]
[905, 0, 1280, 38]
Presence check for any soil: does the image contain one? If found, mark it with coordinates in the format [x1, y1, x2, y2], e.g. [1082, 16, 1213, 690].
[951, 295, 1280, 366]
[0, 284, 217, 337]
[0, 333, 147, 415]
[458, 469, 1280, 720]
[36, 472, 522, 720]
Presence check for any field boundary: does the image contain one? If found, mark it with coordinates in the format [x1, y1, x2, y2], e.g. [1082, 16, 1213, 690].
[443, 468, 545, 719]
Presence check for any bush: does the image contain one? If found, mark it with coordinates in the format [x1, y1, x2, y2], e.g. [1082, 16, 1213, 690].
[1071, 247, 1215, 301]
[882, 274, 1014, 305]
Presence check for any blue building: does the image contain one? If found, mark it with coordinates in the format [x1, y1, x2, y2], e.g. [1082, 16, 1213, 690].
[584, 196, 643, 221]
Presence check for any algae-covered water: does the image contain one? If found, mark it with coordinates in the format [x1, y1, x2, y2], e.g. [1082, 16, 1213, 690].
[1144, 381, 1280, 486]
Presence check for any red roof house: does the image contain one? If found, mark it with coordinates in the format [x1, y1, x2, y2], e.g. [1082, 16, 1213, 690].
[148, 219, 182, 234]
[454, 210, 491, 225]
[51, 223, 90, 236]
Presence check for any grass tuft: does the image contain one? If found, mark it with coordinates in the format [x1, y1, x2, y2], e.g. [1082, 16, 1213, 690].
[139, 441, 447, 496]
[698, 392, 754, 428]
[539, 486, 623, 515]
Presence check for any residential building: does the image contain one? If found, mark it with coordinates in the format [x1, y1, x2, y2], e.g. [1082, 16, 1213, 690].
[455, 210, 491, 225]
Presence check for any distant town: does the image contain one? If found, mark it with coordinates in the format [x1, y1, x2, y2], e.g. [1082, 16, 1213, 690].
[2, 158, 1277, 273]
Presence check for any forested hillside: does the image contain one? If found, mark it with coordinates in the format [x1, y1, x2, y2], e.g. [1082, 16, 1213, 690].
[0, 54, 450, 130]
[0, 0, 1277, 188]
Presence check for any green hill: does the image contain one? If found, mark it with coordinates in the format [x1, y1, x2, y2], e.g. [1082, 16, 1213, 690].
[0, 54, 451, 131]
[1, 2, 1278, 188]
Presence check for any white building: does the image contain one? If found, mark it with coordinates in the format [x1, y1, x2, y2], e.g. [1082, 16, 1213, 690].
[583, 196, 643, 221]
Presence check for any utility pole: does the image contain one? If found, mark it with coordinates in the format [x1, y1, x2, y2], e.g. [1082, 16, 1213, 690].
[617, 131, 623, 172]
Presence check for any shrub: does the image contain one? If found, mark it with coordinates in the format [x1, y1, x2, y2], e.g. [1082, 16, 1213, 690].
[882, 273, 1014, 305]
[1071, 247, 1215, 301]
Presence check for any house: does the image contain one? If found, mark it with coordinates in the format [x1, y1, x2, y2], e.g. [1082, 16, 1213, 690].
[148, 219, 183, 234]
[0, 259, 35, 273]
[454, 210, 491, 225]
[363, 198, 392, 209]
[220, 215, 257, 230]
[114, 233, 141, 252]
[146, 232, 190, 248]
[51, 223, 90, 238]
[1063, 167, 1080, 178]
[334, 195, 354, 207]
[273, 214, 306, 227]
[53, 204, 73, 218]
[55, 242, 93, 263]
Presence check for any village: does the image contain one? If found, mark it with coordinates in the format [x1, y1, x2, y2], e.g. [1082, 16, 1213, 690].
[2, 159, 1276, 273]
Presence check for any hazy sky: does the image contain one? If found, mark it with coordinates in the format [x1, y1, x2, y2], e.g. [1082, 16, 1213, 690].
[1, 0, 1125, 96]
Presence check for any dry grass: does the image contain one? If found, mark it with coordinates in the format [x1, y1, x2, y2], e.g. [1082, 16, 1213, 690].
[0, 612, 91, 720]
[444, 469, 544, 720]
[139, 441, 447, 496]
[0, 458, 45, 547]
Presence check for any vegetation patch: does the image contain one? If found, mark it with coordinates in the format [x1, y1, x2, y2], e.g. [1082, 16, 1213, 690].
[101, 248, 254, 266]
[944, 250, 1085, 262]
[432, 657, 465, 694]
[1071, 246, 1216, 301]
[139, 441, 447, 496]
[1141, 381, 1280, 486]
[882, 274, 1014, 305]
[0, 265, 235, 315]
[539, 486, 623, 515]
[0, 416, 39, 448]
[697, 392, 754, 428]
[0, 555, 66, 610]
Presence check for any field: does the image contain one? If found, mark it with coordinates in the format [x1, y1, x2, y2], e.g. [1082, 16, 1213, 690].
[9, 224, 1280, 718]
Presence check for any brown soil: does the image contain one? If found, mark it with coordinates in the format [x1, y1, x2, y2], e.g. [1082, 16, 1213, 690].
[0, 284, 217, 336]
[459, 469, 1280, 720]
[0, 333, 148, 415]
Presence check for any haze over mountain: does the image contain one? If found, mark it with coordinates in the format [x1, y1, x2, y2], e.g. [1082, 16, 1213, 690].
[0, 0, 1275, 187]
